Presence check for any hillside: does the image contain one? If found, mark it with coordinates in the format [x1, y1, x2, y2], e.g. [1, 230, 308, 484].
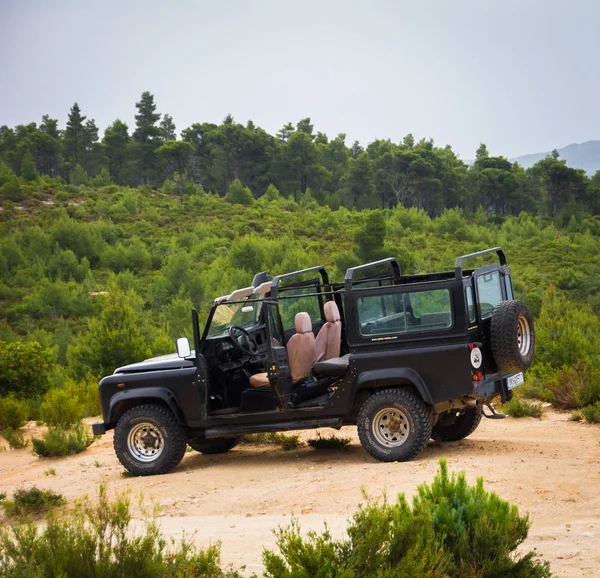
[512, 140, 600, 174]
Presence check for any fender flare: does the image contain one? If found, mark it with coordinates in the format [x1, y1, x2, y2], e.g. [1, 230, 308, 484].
[106, 387, 184, 426]
[353, 368, 433, 405]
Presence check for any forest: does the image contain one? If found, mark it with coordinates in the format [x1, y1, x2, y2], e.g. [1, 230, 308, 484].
[1, 91, 600, 438]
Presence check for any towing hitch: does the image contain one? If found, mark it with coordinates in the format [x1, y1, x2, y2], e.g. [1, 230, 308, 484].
[482, 404, 506, 419]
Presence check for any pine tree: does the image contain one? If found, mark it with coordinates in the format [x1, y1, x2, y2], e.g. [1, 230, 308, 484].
[64, 103, 86, 170]
[20, 151, 39, 181]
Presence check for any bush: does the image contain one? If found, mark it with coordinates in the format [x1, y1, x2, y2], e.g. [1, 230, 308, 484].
[40, 387, 82, 427]
[242, 432, 302, 450]
[32, 423, 96, 457]
[545, 360, 600, 409]
[501, 397, 544, 418]
[581, 402, 600, 424]
[1, 487, 65, 518]
[225, 178, 254, 205]
[308, 432, 351, 450]
[1, 427, 27, 449]
[263, 459, 551, 577]
[0, 485, 242, 577]
[0, 396, 29, 429]
[0, 341, 53, 399]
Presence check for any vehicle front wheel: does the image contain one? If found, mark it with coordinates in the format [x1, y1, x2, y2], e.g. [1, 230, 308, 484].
[114, 404, 187, 476]
[432, 406, 483, 442]
[188, 436, 240, 454]
[357, 388, 433, 462]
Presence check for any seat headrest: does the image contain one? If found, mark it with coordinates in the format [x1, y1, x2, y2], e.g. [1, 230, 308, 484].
[324, 300, 341, 323]
[294, 312, 312, 334]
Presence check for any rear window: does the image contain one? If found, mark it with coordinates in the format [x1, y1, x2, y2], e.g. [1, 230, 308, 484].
[358, 289, 452, 336]
[477, 271, 503, 319]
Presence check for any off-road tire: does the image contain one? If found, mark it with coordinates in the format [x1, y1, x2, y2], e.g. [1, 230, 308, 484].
[114, 404, 187, 476]
[357, 388, 433, 462]
[188, 436, 239, 454]
[432, 406, 483, 442]
[490, 300, 535, 373]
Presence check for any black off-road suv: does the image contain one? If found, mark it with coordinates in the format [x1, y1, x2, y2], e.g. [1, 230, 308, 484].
[93, 247, 535, 476]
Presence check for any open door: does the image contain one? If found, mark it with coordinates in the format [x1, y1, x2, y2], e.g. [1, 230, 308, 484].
[264, 300, 292, 409]
[192, 309, 209, 420]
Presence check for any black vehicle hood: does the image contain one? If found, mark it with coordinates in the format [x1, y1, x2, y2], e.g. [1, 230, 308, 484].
[114, 353, 195, 374]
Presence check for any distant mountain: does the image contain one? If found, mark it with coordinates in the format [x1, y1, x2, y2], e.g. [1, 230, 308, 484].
[511, 141, 600, 175]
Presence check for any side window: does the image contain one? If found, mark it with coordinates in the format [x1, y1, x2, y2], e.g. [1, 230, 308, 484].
[278, 288, 322, 332]
[358, 289, 452, 336]
[465, 286, 476, 324]
[476, 271, 502, 319]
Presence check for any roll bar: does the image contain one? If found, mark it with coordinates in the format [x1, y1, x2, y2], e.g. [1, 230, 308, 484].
[345, 258, 401, 291]
[270, 266, 330, 298]
[454, 247, 507, 280]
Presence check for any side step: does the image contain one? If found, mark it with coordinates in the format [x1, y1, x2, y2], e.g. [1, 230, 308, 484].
[482, 404, 506, 419]
[204, 417, 342, 439]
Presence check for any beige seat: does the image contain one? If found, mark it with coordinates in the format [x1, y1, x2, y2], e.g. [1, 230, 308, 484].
[314, 301, 342, 363]
[250, 312, 315, 388]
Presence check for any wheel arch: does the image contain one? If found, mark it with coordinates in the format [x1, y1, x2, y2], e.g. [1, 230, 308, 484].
[106, 387, 184, 428]
[353, 368, 434, 405]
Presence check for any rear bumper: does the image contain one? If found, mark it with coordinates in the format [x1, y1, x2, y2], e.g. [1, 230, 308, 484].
[473, 373, 512, 402]
[92, 422, 106, 436]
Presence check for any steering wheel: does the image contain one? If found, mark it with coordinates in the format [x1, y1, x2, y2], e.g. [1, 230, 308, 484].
[228, 325, 259, 356]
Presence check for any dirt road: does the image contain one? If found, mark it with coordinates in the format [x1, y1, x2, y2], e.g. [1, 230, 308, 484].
[1, 409, 599, 576]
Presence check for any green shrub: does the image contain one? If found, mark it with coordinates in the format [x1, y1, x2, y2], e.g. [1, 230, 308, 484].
[225, 178, 254, 205]
[581, 402, 600, 424]
[242, 432, 302, 450]
[571, 410, 584, 422]
[2, 487, 65, 517]
[545, 360, 600, 409]
[40, 387, 82, 427]
[308, 432, 351, 449]
[0, 485, 242, 577]
[501, 397, 544, 418]
[32, 423, 95, 457]
[1, 427, 27, 449]
[0, 396, 29, 429]
[263, 459, 551, 577]
[0, 341, 53, 399]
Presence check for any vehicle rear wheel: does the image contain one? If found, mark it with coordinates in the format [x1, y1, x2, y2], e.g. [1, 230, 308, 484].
[188, 436, 239, 454]
[357, 388, 433, 462]
[491, 300, 535, 373]
[432, 406, 483, 442]
[114, 404, 186, 476]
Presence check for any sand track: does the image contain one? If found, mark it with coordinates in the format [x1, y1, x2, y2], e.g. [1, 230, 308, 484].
[1, 409, 599, 576]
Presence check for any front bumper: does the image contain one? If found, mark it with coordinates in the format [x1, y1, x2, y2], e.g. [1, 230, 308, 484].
[92, 422, 106, 436]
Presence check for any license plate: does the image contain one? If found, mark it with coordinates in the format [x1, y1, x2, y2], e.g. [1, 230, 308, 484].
[507, 372, 524, 390]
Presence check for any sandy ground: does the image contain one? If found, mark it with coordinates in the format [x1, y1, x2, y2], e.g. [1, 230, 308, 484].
[1, 409, 599, 577]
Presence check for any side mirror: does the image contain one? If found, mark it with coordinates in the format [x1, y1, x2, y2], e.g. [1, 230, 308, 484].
[176, 337, 191, 358]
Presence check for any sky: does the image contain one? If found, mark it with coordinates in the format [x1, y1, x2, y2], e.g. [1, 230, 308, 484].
[0, 0, 599, 159]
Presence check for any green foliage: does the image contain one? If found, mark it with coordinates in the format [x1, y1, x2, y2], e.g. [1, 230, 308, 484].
[0, 485, 242, 577]
[31, 423, 96, 457]
[68, 286, 151, 378]
[1, 487, 65, 518]
[500, 397, 544, 418]
[307, 432, 351, 449]
[20, 152, 39, 182]
[0, 341, 53, 399]
[263, 459, 550, 577]
[40, 387, 82, 427]
[1, 427, 28, 449]
[355, 210, 386, 261]
[242, 432, 302, 450]
[0, 396, 29, 429]
[225, 178, 254, 205]
[581, 402, 600, 424]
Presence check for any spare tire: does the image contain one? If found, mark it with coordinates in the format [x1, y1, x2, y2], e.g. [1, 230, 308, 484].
[490, 300, 535, 373]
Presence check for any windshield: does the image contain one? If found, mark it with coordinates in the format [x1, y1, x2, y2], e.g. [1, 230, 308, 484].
[206, 297, 262, 338]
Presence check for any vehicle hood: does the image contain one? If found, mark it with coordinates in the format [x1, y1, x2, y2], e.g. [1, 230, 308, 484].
[114, 352, 195, 374]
